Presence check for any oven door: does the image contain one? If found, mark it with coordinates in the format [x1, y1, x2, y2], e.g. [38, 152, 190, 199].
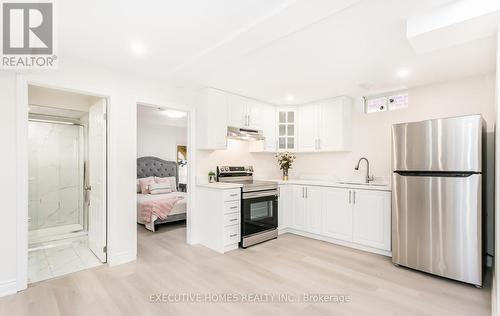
[241, 190, 278, 237]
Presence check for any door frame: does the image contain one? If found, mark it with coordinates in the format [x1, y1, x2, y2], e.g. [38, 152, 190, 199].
[136, 102, 195, 245]
[16, 77, 109, 291]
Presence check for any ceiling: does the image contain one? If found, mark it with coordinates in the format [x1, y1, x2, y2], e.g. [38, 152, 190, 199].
[137, 105, 187, 128]
[59, 0, 496, 105]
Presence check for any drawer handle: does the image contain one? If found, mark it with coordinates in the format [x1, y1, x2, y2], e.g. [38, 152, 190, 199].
[230, 234, 238, 237]
[230, 194, 238, 197]
[230, 218, 238, 222]
[230, 206, 238, 209]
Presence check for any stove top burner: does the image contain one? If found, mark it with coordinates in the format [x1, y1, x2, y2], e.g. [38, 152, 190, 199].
[216, 166, 278, 192]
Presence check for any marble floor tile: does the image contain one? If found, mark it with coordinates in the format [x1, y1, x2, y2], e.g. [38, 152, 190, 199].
[28, 237, 103, 284]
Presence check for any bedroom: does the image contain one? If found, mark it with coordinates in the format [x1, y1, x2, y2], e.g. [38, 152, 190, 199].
[136, 104, 189, 235]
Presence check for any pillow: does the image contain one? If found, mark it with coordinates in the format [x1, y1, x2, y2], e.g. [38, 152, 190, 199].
[155, 176, 177, 192]
[138, 177, 155, 194]
[148, 182, 172, 195]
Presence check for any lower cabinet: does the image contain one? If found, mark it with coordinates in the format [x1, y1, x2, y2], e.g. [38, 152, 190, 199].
[351, 189, 391, 251]
[282, 184, 391, 254]
[322, 188, 352, 241]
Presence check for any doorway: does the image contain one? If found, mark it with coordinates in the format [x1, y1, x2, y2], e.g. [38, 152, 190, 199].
[136, 104, 191, 241]
[27, 85, 108, 283]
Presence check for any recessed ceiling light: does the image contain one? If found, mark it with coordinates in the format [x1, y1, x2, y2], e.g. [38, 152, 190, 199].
[395, 68, 410, 78]
[286, 95, 295, 102]
[130, 41, 146, 56]
[159, 108, 186, 119]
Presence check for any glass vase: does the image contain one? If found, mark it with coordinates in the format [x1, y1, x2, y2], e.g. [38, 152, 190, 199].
[282, 168, 289, 181]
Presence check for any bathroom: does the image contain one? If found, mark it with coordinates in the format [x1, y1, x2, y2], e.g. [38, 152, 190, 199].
[27, 85, 108, 283]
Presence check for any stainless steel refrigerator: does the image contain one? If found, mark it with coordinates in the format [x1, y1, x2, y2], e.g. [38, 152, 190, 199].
[391, 115, 484, 286]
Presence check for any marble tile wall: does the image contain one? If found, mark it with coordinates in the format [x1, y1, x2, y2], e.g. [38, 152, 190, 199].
[28, 121, 84, 231]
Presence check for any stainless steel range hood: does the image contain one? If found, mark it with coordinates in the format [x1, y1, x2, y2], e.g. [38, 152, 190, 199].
[227, 126, 265, 141]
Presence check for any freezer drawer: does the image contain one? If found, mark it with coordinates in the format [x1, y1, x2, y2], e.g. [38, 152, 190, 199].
[392, 173, 482, 286]
[392, 115, 483, 172]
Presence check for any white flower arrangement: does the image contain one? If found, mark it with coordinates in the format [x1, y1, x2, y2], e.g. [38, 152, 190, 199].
[276, 151, 296, 171]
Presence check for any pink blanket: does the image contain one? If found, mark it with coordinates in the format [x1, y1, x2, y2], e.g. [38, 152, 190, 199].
[139, 196, 183, 223]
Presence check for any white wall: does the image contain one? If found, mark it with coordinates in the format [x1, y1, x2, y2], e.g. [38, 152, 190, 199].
[28, 85, 99, 112]
[0, 72, 18, 296]
[0, 58, 195, 296]
[196, 140, 280, 181]
[137, 124, 187, 162]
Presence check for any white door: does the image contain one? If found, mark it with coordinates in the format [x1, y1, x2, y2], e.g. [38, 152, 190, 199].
[260, 104, 277, 152]
[322, 188, 353, 241]
[352, 190, 391, 251]
[278, 185, 291, 230]
[297, 104, 318, 152]
[291, 185, 307, 231]
[318, 101, 342, 151]
[88, 99, 107, 262]
[305, 186, 322, 234]
[227, 94, 248, 127]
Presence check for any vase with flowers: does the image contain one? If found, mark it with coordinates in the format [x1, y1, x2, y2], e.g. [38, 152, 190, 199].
[276, 151, 296, 181]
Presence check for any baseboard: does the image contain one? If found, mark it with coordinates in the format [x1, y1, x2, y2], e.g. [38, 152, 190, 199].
[108, 250, 136, 267]
[0, 279, 17, 298]
[279, 227, 392, 257]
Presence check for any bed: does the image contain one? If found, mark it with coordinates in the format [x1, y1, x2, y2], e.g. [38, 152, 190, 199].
[136, 156, 187, 232]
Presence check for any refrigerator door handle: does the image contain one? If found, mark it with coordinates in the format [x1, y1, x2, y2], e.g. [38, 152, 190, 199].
[394, 171, 479, 177]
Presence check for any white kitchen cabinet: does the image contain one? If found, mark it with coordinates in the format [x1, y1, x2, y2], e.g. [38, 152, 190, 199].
[227, 94, 248, 128]
[352, 189, 391, 251]
[322, 187, 352, 241]
[318, 99, 350, 151]
[197, 186, 241, 253]
[278, 184, 291, 230]
[305, 186, 322, 234]
[249, 102, 277, 152]
[291, 185, 307, 231]
[283, 184, 391, 255]
[196, 88, 228, 150]
[291, 185, 322, 234]
[296, 97, 352, 152]
[277, 108, 296, 151]
[297, 104, 318, 152]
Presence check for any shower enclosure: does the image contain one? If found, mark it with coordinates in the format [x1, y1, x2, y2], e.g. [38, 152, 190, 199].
[28, 119, 86, 245]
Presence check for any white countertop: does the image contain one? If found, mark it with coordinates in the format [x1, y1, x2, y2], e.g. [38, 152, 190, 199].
[258, 178, 392, 192]
[197, 182, 243, 189]
[197, 178, 391, 191]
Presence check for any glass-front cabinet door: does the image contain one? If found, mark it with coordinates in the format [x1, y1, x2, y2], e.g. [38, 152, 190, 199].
[278, 109, 296, 151]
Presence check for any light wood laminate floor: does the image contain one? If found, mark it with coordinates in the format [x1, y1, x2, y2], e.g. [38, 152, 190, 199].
[1, 221, 491, 316]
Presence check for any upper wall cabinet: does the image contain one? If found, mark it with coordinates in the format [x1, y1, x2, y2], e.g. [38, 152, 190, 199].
[297, 97, 352, 152]
[227, 94, 248, 128]
[227, 94, 274, 131]
[197, 88, 276, 151]
[196, 88, 228, 150]
[277, 108, 296, 151]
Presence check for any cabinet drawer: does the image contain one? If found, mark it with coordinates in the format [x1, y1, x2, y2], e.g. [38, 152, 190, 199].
[223, 189, 240, 202]
[224, 212, 241, 227]
[224, 224, 240, 245]
[224, 200, 240, 214]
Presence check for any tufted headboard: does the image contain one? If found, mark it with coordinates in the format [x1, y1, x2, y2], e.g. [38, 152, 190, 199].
[137, 156, 178, 186]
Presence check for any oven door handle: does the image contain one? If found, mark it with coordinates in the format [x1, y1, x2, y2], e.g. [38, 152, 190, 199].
[242, 190, 279, 199]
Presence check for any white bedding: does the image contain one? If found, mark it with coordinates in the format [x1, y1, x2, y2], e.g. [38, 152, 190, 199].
[137, 192, 187, 231]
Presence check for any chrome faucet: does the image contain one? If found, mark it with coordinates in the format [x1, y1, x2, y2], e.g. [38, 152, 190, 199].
[355, 157, 374, 183]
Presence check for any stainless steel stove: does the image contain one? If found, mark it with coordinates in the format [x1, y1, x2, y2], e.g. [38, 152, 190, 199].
[217, 166, 278, 248]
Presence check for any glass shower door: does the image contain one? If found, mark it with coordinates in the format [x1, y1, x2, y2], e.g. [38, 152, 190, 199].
[28, 120, 85, 244]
